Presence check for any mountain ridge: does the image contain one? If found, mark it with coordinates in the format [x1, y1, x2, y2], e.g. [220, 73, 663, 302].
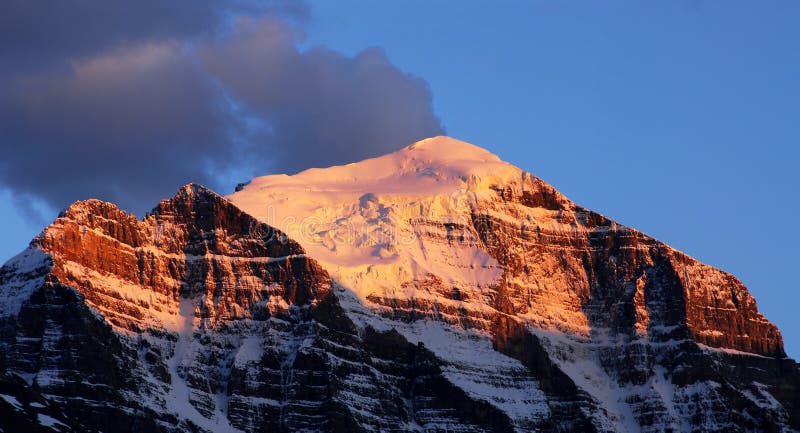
[230, 136, 785, 357]
[0, 136, 798, 432]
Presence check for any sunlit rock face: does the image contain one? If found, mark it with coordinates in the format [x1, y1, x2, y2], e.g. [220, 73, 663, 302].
[0, 137, 798, 432]
[0, 183, 523, 433]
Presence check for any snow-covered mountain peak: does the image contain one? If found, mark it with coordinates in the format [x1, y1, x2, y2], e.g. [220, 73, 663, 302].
[403, 135, 502, 162]
[237, 136, 521, 202]
[224, 136, 792, 431]
[229, 136, 529, 302]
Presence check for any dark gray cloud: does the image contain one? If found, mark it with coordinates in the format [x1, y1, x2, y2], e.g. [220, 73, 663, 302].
[0, 2, 443, 217]
[0, 42, 237, 216]
[0, 0, 309, 72]
[202, 17, 444, 173]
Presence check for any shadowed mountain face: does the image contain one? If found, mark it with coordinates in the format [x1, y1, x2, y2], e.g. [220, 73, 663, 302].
[1, 137, 799, 432]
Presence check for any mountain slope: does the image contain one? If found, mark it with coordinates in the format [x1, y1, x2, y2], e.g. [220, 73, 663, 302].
[230, 136, 798, 431]
[230, 136, 783, 355]
[0, 183, 533, 432]
[0, 136, 798, 432]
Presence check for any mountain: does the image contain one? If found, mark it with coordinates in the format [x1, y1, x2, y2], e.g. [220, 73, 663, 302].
[0, 136, 798, 432]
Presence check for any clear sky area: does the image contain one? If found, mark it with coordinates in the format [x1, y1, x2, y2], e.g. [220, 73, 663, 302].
[1, 1, 798, 357]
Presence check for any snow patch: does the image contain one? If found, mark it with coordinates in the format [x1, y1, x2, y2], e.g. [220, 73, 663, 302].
[0, 393, 23, 410]
[0, 247, 51, 317]
[36, 413, 69, 430]
[164, 297, 243, 433]
[387, 319, 551, 430]
[233, 336, 264, 367]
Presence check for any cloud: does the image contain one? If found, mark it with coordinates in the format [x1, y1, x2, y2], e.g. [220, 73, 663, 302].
[0, 2, 443, 217]
[0, 0, 308, 73]
[0, 42, 237, 215]
[202, 17, 444, 173]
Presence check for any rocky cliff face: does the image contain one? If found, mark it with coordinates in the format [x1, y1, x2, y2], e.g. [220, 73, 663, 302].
[0, 184, 533, 432]
[1, 137, 798, 432]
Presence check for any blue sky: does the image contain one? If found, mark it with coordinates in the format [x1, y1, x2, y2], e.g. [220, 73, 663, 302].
[1, 1, 799, 357]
